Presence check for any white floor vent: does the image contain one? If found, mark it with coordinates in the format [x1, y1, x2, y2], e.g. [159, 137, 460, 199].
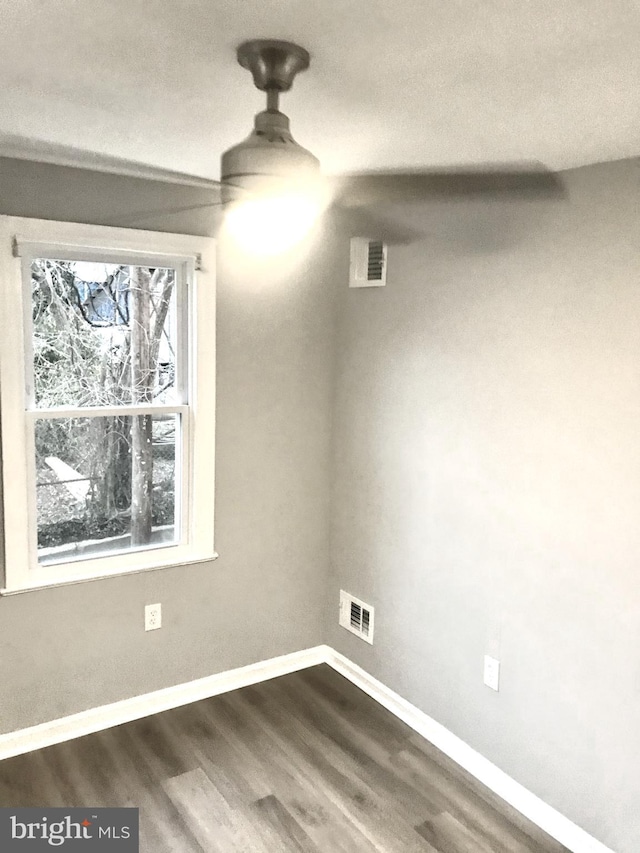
[339, 590, 374, 644]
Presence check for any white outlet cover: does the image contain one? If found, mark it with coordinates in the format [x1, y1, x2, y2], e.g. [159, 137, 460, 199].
[145, 603, 162, 631]
[483, 655, 500, 691]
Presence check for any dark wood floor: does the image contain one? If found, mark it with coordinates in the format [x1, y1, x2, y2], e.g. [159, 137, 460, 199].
[0, 664, 568, 852]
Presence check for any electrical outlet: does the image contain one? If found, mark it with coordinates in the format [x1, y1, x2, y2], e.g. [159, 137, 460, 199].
[483, 655, 500, 691]
[145, 603, 162, 631]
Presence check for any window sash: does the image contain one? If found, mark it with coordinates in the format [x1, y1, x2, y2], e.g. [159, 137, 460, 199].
[27, 405, 190, 568]
[22, 250, 190, 411]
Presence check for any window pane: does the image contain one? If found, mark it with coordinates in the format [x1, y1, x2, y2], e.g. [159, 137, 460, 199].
[31, 260, 178, 408]
[35, 413, 179, 564]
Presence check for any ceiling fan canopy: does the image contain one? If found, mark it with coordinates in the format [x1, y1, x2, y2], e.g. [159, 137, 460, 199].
[235, 39, 311, 94]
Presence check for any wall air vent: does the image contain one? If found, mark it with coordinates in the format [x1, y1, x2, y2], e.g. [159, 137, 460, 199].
[339, 590, 374, 644]
[349, 238, 387, 288]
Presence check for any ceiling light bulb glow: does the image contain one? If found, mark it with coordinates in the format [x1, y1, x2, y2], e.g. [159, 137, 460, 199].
[224, 190, 325, 255]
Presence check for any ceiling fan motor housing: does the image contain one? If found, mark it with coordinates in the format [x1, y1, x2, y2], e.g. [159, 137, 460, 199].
[221, 109, 320, 199]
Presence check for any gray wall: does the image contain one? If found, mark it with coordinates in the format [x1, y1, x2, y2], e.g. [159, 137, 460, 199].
[326, 158, 640, 853]
[0, 158, 339, 734]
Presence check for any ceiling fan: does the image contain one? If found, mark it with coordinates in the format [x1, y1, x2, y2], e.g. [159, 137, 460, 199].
[221, 40, 563, 199]
[214, 39, 564, 245]
[0, 39, 565, 245]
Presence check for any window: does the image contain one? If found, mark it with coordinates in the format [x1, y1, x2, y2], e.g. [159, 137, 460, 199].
[0, 217, 216, 593]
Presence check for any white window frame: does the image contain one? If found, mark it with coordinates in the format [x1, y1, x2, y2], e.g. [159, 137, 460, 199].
[0, 216, 217, 594]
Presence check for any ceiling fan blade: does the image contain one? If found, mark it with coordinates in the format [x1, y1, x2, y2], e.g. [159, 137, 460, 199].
[0, 155, 231, 236]
[329, 164, 566, 207]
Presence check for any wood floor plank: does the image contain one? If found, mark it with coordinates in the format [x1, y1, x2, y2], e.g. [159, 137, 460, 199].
[41, 734, 119, 808]
[270, 671, 553, 853]
[262, 674, 440, 828]
[299, 664, 417, 747]
[211, 694, 381, 853]
[99, 726, 206, 853]
[158, 705, 257, 811]
[195, 695, 277, 803]
[0, 751, 46, 807]
[393, 744, 550, 853]
[222, 686, 437, 853]
[416, 810, 502, 853]
[21, 748, 70, 807]
[299, 667, 562, 853]
[163, 767, 267, 853]
[246, 794, 323, 852]
[405, 731, 569, 853]
[0, 665, 569, 853]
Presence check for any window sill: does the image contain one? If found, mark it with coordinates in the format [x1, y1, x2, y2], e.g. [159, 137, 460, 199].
[0, 551, 219, 596]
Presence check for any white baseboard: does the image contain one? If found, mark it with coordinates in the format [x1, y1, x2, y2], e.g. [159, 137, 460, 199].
[0, 643, 616, 853]
[0, 644, 326, 762]
[324, 647, 615, 853]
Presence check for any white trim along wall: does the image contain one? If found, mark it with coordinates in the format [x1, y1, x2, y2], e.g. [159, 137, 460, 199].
[0, 645, 615, 853]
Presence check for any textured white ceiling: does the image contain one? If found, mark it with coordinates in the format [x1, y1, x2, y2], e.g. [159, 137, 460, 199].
[0, 0, 638, 179]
